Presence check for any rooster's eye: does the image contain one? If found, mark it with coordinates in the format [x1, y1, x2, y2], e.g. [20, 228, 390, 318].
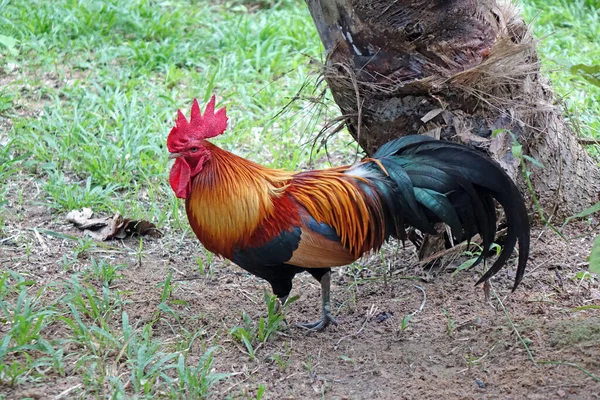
[190, 147, 199, 153]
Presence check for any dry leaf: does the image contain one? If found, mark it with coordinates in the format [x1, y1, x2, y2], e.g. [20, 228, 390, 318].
[66, 208, 94, 227]
[67, 208, 163, 241]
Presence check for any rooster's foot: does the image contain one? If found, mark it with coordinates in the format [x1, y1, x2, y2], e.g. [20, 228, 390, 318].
[296, 313, 338, 332]
[297, 270, 338, 331]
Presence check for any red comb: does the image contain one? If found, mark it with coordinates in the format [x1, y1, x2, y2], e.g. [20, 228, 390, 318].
[167, 95, 228, 152]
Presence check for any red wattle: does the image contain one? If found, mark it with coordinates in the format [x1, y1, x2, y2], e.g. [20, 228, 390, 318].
[169, 158, 191, 199]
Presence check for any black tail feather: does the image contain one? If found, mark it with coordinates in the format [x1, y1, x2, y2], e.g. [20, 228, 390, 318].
[371, 135, 530, 290]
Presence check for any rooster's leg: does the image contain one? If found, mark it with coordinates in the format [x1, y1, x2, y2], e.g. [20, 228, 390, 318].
[297, 270, 338, 331]
[275, 295, 288, 314]
[274, 295, 291, 328]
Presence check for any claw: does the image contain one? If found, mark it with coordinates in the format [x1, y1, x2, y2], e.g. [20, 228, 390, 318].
[296, 313, 338, 332]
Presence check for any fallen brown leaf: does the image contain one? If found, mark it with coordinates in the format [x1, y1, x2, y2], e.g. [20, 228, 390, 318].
[66, 208, 163, 240]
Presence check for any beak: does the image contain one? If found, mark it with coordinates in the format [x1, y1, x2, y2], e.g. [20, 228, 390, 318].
[168, 152, 182, 160]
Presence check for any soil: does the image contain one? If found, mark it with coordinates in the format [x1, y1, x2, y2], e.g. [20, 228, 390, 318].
[1, 181, 599, 400]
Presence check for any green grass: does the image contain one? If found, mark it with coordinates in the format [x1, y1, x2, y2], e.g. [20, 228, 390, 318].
[0, 0, 599, 397]
[0, 267, 230, 398]
[0, 0, 333, 220]
[521, 0, 600, 138]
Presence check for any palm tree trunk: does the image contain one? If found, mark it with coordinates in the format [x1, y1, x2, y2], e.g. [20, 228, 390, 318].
[305, 0, 600, 219]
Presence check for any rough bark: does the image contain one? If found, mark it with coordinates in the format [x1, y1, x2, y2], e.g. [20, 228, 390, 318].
[304, 0, 600, 219]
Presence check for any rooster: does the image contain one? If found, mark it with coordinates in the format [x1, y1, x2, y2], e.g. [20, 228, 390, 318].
[167, 96, 530, 331]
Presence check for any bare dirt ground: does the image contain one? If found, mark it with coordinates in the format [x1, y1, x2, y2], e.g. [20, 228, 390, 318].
[1, 189, 600, 399]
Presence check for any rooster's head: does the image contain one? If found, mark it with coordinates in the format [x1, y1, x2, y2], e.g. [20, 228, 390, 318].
[167, 96, 228, 199]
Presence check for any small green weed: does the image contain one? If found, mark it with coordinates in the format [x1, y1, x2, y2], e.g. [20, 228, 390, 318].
[196, 250, 215, 276]
[442, 308, 456, 337]
[451, 242, 501, 278]
[169, 347, 231, 398]
[230, 291, 297, 360]
[271, 350, 292, 371]
[0, 272, 66, 386]
[0, 286, 54, 348]
[84, 257, 126, 286]
[151, 270, 189, 324]
[62, 275, 125, 328]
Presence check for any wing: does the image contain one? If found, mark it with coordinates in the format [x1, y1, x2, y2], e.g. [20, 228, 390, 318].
[232, 226, 302, 270]
[233, 215, 356, 270]
[234, 169, 377, 271]
[231, 226, 304, 299]
[286, 216, 357, 268]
